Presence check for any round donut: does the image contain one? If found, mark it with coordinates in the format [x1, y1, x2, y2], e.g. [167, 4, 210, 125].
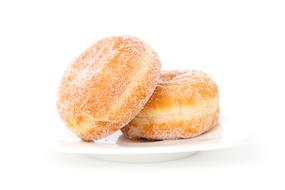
[121, 70, 219, 140]
[57, 36, 161, 141]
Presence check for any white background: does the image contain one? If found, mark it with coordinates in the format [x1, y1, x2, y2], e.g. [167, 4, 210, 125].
[0, 0, 285, 189]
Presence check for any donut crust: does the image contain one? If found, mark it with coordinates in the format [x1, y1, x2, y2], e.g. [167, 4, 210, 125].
[57, 36, 161, 141]
[121, 70, 219, 140]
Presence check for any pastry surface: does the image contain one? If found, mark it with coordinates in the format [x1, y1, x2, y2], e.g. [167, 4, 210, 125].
[121, 70, 219, 140]
[57, 36, 161, 141]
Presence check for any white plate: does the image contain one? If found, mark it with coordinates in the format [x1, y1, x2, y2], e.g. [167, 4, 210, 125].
[50, 114, 248, 163]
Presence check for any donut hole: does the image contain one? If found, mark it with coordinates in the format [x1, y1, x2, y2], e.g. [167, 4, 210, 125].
[159, 72, 178, 82]
[159, 71, 189, 85]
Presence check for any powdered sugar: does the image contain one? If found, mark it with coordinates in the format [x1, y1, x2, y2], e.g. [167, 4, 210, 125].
[122, 70, 219, 140]
[57, 36, 161, 141]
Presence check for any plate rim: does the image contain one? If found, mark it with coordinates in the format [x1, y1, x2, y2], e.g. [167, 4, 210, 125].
[50, 115, 249, 155]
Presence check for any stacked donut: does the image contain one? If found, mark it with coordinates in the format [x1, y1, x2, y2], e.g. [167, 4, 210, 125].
[57, 36, 219, 141]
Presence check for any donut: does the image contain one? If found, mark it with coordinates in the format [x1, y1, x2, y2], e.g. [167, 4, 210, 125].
[57, 36, 161, 141]
[121, 70, 219, 140]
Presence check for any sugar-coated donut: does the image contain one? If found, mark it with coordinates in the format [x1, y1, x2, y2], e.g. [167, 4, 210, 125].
[57, 36, 161, 141]
[121, 70, 219, 140]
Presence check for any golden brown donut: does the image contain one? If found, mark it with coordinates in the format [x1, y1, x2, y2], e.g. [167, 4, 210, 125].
[57, 36, 161, 141]
[121, 70, 219, 140]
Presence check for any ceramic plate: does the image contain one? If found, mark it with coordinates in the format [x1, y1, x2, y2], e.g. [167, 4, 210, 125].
[50, 114, 247, 163]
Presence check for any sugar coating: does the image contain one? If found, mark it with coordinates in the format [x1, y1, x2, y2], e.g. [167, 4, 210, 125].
[57, 36, 161, 141]
[157, 70, 218, 100]
[121, 70, 220, 140]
